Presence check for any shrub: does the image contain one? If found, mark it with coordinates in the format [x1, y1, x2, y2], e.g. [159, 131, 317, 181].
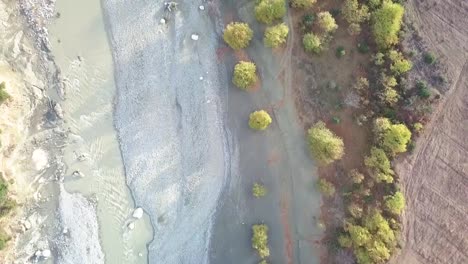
[336, 46, 346, 58]
[381, 87, 399, 105]
[252, 224, 270, 258]
[0, 82, 10, 104]
[255, 0, 286, 24]
[223, 22, 253, 50]
[252, 183, 267, 198]
[364, 147, 394, 183]
[316, 178, 336, 197]
[338, 234, 353, 248]
[233, 61, 257, 89]
[353, 77, 369, 91]
[249, 110, 272, 130]
[384, 191, 405, 215]
[303, 33, 322, 54]
[307, 121, 344, 165]
[423, 52, 436, 65]
[388, 50, 412, 75]
[373, 52, 385, 65]
[371, 1, 404, 49]
[347, 224, 371, 246]
[348, 202, 363, 218]
[317, 12, 338, 33]
[348, 23, 362, 35]
[368, 0, 382, 9]
[264, 23, 289, 48]
[291, 0, 316, 9]
[374, 117, 412, 155]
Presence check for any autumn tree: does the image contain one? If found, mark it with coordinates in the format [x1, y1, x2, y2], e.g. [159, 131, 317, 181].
[249, 110, 273, 130]
[303, 33, 322, 54]
[316, 178, 336, 197]
[364, 147, 394, 183]
[384, 191, 405, 215]
[374, 117, 412, 155]
[223, 22, 253, 50]
[233, 61, 257, 89]
[307, 121, 344, 165]
[342, 0, 370, 35]
[317, 12, 338, 33]
[371, 1, 404, 49]
[388, 50, 412, 75]
[264, 23, 289, 48]
[255, 0, 286, 24]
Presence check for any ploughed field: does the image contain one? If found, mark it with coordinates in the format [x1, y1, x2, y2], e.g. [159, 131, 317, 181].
[394, 0, 468, 263]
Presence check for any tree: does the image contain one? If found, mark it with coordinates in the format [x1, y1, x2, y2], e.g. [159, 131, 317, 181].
[252, 183, 268, 198]
[374, 118, 412, 155]
[291, 0, 316, 9]
[233, 61, 257, 89]
[317, 12, 338, 33]
[255, 0, 286, 24]
[342, 0, 370, 35]
[348, 202, 363, 218]
[249, 110, 272, 130]
[388, 50, 412, 75]
[223, 22, 253, 50]
[303, 33, 322, 54]
[338, 234, 353, 248]
[353, 77, 369, 92]
[307, 121, 344, 165]
[384, 191, 405, 215]
[364, 147, 394, 183]
[381, 87, 399, 105]
[316, 178, 336, 197]
[371, 1, 404, 49]
[264, 23, 289, 48]
[252, 224, 270, 258]
[350, 169, 365, 184]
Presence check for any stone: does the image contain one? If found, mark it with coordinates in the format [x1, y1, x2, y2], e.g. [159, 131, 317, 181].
[132, 208, 144, 219]
[191, 34, 199, 41]
[72, 170, 84, 178]
[199, 76, 203, 80]
[199, 5, 205, 10]
[35, 250, 43, 257]
[160, 18, 166, 24]
[128, 222, 135, 230]
[42, 249, 51, 258]
[23, 220, 32, 230]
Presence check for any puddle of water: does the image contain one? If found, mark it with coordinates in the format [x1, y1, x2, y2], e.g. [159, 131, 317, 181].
[47, 0, 152, 263]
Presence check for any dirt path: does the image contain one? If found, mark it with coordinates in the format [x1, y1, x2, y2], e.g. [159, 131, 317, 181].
[393, 0, 468, 263]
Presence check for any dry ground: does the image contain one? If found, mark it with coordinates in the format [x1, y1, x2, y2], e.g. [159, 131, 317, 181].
[393, 0, 468, 264]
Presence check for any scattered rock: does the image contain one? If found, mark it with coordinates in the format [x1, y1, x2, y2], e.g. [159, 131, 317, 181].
[199, 5, 205, 10]
[199, 76, 203, 80]
[191, 34, 199, 41]
[138, 252, 143, 257]
[23, 220, 32, 230]
[63, 227, 69, 234]
[128, 222, 135, 230]
[53, 102, 64, 119]
[160, 18, 166, 24]
[72, 170, 84, 178]
[132, 208, 144, 219]
[35, 250, 43, 257]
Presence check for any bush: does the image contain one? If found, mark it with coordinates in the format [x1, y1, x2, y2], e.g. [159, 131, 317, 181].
[0, 82, 10, 104]
[249, 110, 272, 130]
[357, 42, 370, 53]
[348, 23, 362, 35]
[384, 191, 405, 215]
[302, 14, 315, 27]
[252, 224, 270, 258]
[347, 224, 371, 246]
[291, 0, 316, 9]
[336, 46, 346, 58]
[233, 61, 257, 89]
[364, 147, 394, 183]
[252, 183, 267, 198]
[373, 52, 385, 65]
[353, 77, 369, 92]
[0, 229, 10, 250]
[374, 117, 412, 155]
[303, 33, 322, 54]
[413, 122, 423, 133]
[316, 178, 336, 197]
[264, 23, 289, 48]
[307, 121, 344, 165]
[381, 87, 399, 105]
[423, 52, 436, 65]
[371, 1, 404, 49]
[368, 0, 382, 10]
[255, 0, 286, 24]
[317, 12, 338, 33]
[338, 234, 353, 248]
[417, 80, 431, 99]
[350, 169, 365, 184]
[348, 202, 363, 218]
[223, 22, 253, 50]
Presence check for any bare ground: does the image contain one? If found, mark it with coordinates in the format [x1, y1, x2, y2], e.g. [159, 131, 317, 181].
[393, 0, 468, 263]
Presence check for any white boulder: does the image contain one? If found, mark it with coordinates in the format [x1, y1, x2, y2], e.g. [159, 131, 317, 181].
[132, 208, 144, 219]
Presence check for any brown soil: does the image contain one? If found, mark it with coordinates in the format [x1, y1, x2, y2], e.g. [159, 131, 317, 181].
[391, 0, 468, 263]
